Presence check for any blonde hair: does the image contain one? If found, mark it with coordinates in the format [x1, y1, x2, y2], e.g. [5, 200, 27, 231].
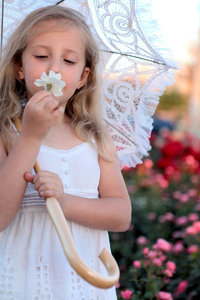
[0, 5, 115, 159]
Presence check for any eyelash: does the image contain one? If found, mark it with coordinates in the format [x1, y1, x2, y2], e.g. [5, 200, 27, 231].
[35, 55, 48, 60]
[35, 56, 75, 64]
[64, 59, 75, 64]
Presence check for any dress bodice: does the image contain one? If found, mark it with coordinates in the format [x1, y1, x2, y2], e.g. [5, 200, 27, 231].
[23, 142, 100, 206]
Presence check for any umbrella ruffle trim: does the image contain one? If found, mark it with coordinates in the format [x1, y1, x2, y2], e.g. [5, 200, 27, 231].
[111, 0, 179, 169]
[117, 66, 176, 169]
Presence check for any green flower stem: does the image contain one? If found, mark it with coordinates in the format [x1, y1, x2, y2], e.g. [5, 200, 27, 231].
[133, 274, 142, 290]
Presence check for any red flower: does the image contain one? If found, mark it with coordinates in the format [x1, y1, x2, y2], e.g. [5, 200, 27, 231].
[161, 140, 183, 157]
[156, 157, 177, 170]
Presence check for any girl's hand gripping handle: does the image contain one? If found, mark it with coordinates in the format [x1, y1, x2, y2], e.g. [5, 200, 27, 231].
[14, 118, 120, 288]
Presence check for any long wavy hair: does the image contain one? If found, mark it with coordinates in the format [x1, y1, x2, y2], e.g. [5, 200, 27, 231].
[0, 5, 114, 159]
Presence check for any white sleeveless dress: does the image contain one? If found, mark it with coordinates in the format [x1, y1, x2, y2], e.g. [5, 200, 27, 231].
[0, 142, 117, 300]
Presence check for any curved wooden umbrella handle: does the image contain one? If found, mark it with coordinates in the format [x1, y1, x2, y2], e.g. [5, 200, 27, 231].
[45, 197, 120, 288]
[13, 118, 120, 288]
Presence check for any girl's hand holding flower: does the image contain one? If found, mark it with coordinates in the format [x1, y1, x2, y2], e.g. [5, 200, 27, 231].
[21, 71, 66, 143]
[21, 90, 64, 143]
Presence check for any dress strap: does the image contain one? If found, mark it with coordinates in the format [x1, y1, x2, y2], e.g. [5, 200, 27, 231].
[9, 119, 19, 136]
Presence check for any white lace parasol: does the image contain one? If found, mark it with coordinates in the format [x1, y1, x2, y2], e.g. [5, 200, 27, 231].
[1, 0, 178, 169]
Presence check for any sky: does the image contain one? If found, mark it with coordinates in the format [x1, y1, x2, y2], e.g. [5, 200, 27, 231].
[151, 0, 200, 63]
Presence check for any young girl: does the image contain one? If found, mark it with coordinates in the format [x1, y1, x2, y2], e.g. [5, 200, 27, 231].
[0, 5, 131, 299]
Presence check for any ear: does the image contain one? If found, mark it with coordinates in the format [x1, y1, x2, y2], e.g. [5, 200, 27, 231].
[18, 65, 24, 80]
[77, 67, 90, 89]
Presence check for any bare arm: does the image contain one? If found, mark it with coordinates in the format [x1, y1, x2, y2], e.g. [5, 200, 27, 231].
[0, 91, 64, 232]
[0, 134, 41, 231]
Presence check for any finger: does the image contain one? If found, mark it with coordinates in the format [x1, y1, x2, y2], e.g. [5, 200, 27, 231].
[28, 90, 53, 104]
[43, 98, 59, 113]
[50, 106, 65, 121]
[34, 170, 59, 180]
[39, 189, 59, 199]
[33, 177, 53, 191]
[33, 176, 61, 192]
[33, 171, 62, 189]
[24, 172, 34, 183]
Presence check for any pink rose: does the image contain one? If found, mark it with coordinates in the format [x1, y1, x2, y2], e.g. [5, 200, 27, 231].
[120, 289, 133, 299]
[166, 261, 176, 272]
[187, 244, 199, 254]
[156, 291, 173, 300]
[179, 194, 189, 203]
[188, 213, 199, 222]
[188, 189, 197, 197]
[175, 216, 188, 226]
[160, 254, 167, 262]
[143, 247, 149, 255]
[136, 236, 149, 246]
[148, 250, 157, 259]
[193, 221, 200, 232]
[152, 258, 163, 267]
[172, 242, 184, 255]
[173, 191, 182, 199]
[185, 226, 197, 236]
[176, 280, 188, 294]
[165, 212, 175, 222]
[163, 269, 174, 278]
[144, 159, 153, 169]
[156, 239, 171, 252]
[133, 260, 141, 268]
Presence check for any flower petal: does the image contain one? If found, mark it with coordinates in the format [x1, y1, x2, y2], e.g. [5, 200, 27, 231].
[51, 86, 63, 97]
[34, 79, 48, 87]
[34, 70, 66, 97]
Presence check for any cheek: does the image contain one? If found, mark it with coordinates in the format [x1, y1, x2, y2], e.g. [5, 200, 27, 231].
[24, 75, 43, 99]
[65, 75, 80, 90]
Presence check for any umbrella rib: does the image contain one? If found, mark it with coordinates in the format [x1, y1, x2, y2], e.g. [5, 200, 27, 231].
[104, 119, 137, 146]
[101, 50, 174, 67]
[1, 0, 4, 53]
[56, 0, 65, 4]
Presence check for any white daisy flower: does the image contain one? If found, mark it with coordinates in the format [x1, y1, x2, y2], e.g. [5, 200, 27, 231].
[34, 70, 66, 97]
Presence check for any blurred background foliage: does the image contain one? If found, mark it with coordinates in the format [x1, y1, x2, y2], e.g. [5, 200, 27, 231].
[110, 130, 200, 299]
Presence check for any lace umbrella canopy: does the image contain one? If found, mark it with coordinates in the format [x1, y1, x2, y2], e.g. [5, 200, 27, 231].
[0, 0, 178, 169]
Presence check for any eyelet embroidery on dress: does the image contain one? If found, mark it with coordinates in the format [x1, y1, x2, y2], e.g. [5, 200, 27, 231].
[69, 258, 109, 300]
[33, 256, 52, 300]
[0, 257, 16, 300]
[70, 269, 85, 300]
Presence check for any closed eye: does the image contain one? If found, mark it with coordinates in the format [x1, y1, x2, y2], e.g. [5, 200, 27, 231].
[64, 59, 75, 64]
[35, 55, 48, 59]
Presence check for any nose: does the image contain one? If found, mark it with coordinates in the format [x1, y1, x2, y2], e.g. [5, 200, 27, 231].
[47, 57, 62, 74]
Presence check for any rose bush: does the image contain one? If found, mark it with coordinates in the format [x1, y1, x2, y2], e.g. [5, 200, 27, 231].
[110, 130, 200, 299]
